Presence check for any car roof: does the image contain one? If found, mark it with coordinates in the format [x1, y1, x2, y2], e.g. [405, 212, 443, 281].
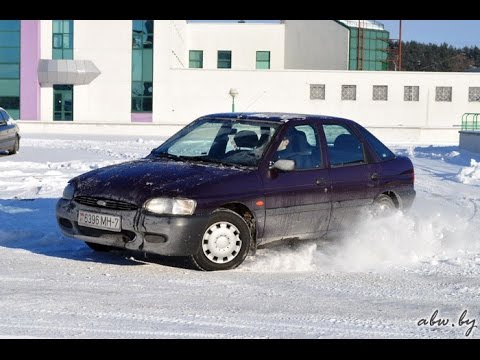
[202, 112, 354, 124]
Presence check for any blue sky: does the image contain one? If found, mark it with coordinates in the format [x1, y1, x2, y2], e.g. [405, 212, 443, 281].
[190, 20, 480, 48]
[378, 20, 480, 48]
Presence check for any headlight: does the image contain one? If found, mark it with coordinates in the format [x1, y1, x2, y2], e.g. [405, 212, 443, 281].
[144, 198, 196, 215]
[62, 183, 75, 200]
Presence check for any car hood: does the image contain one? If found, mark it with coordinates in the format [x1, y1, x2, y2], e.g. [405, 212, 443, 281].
[72, 158, 255, 205]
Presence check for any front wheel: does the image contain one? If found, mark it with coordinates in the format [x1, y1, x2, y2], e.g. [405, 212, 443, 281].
[190, 209, 251, 271]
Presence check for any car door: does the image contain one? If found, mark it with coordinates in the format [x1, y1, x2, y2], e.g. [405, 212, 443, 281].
[321, 123, 375, 231]
[260, 123, 331, 243]
[354, 124, 399, 201]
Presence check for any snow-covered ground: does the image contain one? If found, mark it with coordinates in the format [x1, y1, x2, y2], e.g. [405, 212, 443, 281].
[1, 133, 480, 338]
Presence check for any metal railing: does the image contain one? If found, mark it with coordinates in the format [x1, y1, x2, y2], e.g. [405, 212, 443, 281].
[461, 113, 480, 131]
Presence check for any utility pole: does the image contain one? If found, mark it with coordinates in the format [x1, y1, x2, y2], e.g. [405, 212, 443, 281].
[399, 20, 403, 71]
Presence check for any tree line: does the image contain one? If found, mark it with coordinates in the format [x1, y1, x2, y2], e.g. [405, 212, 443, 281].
[387, 41, 480, 72]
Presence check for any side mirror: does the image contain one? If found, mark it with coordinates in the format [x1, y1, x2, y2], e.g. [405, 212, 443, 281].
[271, 159, 295, 172]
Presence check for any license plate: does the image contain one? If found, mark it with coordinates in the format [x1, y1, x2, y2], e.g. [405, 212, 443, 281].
[78, 210, 121, 232]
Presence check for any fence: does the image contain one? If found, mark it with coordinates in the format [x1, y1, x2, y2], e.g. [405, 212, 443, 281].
[461, 113, 480, 131]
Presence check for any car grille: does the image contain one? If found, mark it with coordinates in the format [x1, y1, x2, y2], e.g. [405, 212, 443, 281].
[74, 196, 138, 211]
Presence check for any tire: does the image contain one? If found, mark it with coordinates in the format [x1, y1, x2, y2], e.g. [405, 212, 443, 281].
[372, 194, 396, 216]
[190, 209, 252, 271]
[85, 241, 113, 252]
[9, 136, 19, 155]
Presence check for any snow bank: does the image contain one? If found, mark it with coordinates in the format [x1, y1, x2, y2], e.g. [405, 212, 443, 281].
[457, 159, 480, 185]
[0, 160, 122, 199]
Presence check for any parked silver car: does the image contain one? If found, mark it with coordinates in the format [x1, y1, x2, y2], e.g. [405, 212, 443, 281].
[0, 107, 20, 155]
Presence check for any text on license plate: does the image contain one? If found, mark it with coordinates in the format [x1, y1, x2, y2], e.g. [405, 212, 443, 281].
[78, 210, 121, 232]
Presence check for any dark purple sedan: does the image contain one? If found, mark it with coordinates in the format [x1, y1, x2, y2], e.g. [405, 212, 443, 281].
[56, 113, 415, 271]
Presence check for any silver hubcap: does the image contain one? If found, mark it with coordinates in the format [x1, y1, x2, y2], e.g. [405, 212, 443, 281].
[202, 221, 242, 264]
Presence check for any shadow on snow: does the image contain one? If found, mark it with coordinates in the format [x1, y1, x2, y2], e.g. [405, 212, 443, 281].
[0, 198, 193, 270]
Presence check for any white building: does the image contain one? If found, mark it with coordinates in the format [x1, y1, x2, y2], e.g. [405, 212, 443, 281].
[1, 20, 479, 143]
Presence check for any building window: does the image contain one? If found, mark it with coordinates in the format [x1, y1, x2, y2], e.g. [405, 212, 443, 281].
[372, 85, 388, 101]
[0, 20, 20, 119]
[310, 84, 325, 100]
[132, 20, 153, 48]
[52, 20, 73, 59]
[468, 87, 480, 102]
[217, 50, 232, 69]
[256, 51, 270, 69]
[132, 20, 153, 113]
[189, 50, 203, 69]
[435, 86, 452, 102]
[404, 86, 419, 101]
[341, 85, 356, 101]
[53, 85, 73, 121]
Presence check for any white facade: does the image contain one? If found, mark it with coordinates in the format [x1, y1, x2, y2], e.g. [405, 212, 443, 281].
[186, 22, 285, 70]
[283, 20, 349, 70]
[75, 20, 133, 123]
[152, 68, 480, 144]
[18, 20, 480, 144]
[170, 20, 188, 68]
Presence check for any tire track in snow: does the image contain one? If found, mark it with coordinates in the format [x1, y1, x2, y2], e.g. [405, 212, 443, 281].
[0, 307, 433, 338]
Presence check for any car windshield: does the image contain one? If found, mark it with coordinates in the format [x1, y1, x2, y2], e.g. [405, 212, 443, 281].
[150, 117, 281, 167]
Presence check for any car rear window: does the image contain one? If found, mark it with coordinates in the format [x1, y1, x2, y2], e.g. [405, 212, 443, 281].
[357, 126, 396, 161]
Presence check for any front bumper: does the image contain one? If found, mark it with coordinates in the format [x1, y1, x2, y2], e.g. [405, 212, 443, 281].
[56, 198, 209, 256]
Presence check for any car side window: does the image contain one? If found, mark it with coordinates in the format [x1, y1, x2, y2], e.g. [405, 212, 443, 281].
[323, 124, 365, 167]
[274, 124, 322, 170]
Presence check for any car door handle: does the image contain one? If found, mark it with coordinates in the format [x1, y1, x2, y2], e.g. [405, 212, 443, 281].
[370, 173, 379, 181]
[316, 178, 327, 186]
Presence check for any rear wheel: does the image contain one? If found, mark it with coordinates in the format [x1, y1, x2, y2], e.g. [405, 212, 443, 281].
[9, 136, 19, 155]
[190, 209, 251, 271]
[372, 194, 396, 216]
[85, 241, 113, 252]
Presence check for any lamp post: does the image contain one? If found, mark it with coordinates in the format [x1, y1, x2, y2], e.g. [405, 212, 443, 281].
[229, 88, 238, 112]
